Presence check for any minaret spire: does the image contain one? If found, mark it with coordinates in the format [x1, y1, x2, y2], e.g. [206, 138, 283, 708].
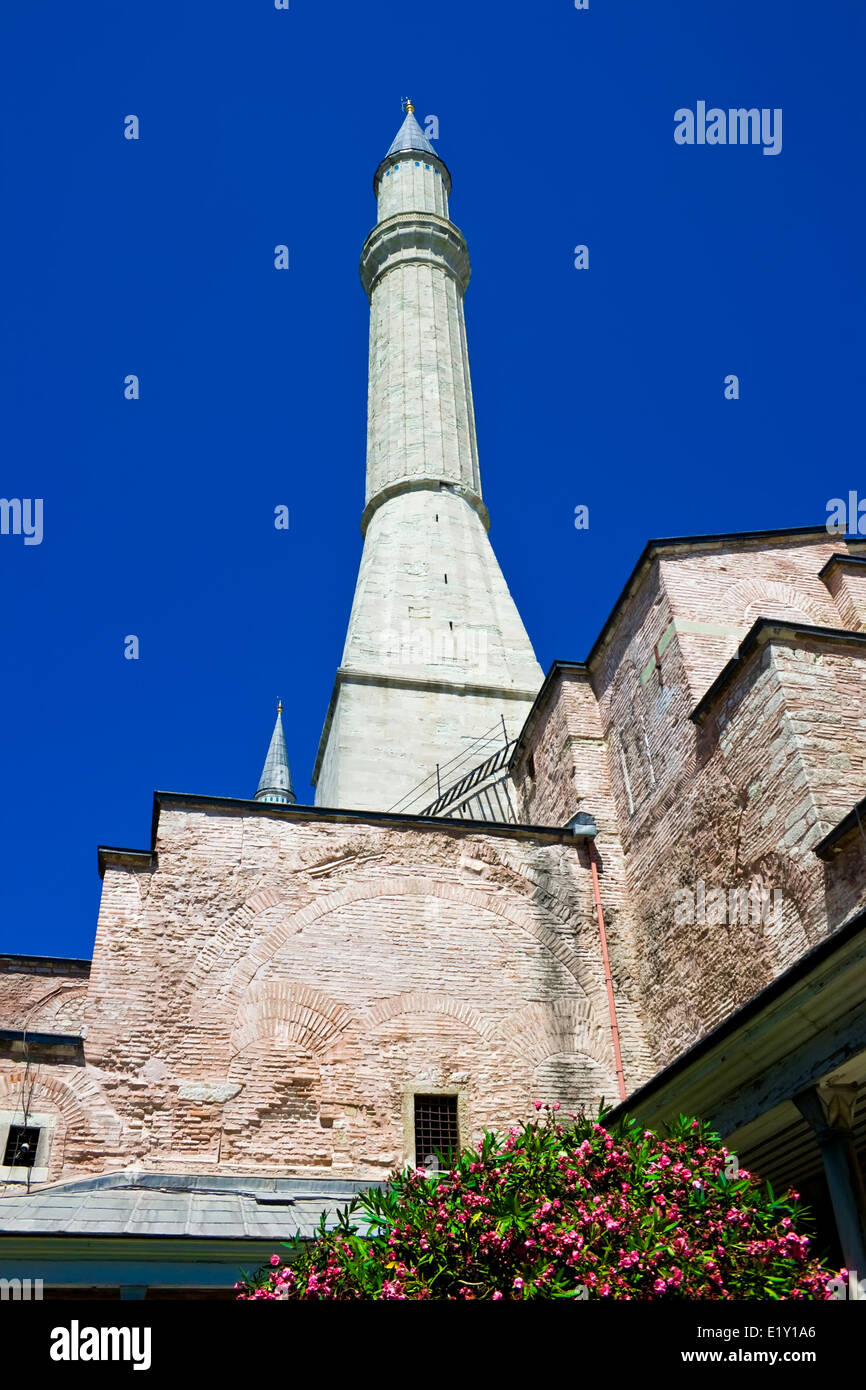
[313, 104, 543, 813]
[386, 99, 437, 159]
[255, 702, 296, 805]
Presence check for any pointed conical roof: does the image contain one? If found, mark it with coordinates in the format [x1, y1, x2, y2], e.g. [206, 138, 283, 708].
[255, 702, 296, 805]
[385, 107, 437, 159]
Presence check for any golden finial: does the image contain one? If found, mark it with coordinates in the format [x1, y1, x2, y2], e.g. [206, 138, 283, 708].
[277, 699, 282, 716]
[403, 97, 414, 114]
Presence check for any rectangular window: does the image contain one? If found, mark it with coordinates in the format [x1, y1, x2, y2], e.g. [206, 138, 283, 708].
[3, 1125, 40, 1169]
[414, 1095, 459, 1168]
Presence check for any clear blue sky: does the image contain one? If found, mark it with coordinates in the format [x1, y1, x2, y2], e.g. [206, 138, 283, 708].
[1, 1, 863, 958]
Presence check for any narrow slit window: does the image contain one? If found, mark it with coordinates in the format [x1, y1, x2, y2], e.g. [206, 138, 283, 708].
[414, 1095, 459, 1168]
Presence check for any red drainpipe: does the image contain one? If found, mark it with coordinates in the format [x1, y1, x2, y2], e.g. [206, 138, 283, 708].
[587, 840, 627, 1102]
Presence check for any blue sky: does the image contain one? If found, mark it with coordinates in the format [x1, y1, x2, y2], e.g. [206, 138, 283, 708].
[1, 0, 863, 958]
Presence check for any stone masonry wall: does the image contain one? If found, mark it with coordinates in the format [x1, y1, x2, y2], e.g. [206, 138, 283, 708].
[509, 667, 648, 1094]
[583, 536, 866, 1072]
[656, 534, 864, 700]
[1, 805, 651, 1186]
[0, 958, 89, 1034]
[516, 536, 866, 1077]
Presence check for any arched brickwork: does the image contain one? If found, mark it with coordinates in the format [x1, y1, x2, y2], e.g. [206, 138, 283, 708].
[719, 577, 831, 628]
[491, 997, 611, 1072]
[25, 986, 87, 1034]
[231, 982, 357, 1055]
[5, 984, 88, 1034]
[183, 875, 589, 1011]
[366, 991, 494, 1040]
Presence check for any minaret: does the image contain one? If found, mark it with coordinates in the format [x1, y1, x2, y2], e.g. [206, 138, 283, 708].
[255, 702, 296, 805]
[313, 102, 543, 812]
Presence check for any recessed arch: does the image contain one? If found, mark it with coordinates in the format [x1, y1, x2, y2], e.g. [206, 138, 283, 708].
[183, 875, 588, 1012]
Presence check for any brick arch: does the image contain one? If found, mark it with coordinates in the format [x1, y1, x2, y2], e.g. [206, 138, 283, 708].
[31, 987, 88, 1034]
[185, 876, 588, 1010]
[748, 850, 815, 952]
[0, 1079, 71, 1182]
[231, 982, 357, 1055]
[7, 984, 87, 1034]
[491, 997, 611, 1072]
[0, 1069, 99, 1131]
[180, 885, 294, 1000]
[719, 577, 830, 628]
[367, 991, 494, 1040]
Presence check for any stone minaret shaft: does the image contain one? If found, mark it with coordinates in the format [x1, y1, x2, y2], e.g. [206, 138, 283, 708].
[313, 105, 542, 812]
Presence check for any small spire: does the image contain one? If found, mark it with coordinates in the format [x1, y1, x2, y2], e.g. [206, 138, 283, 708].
[385, 101, 437, 159]
[255, 703, 296, 805]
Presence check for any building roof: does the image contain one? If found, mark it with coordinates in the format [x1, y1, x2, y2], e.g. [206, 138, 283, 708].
[584, 525, 865, 670]
[94, 789, 596, 884]
[0, 953, 90, 976]
[689, 617, 866, 726]
[603, 903, 866, 1137]
[0, 1172, 379, 1241]
[814, 794, 866, 860]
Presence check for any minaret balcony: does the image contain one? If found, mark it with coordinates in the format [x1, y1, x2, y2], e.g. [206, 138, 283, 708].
[360, 213, 471, 298]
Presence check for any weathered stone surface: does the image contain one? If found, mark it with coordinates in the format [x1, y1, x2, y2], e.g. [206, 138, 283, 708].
[1, 809, 650, 1183]
[511, 534, 866, 1072]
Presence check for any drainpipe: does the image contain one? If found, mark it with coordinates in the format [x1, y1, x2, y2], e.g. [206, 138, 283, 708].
[567, 814, 627, 1102]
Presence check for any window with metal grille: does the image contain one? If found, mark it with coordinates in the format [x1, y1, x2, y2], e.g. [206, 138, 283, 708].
[3, 1125, 40, 1168]
[414, 1095, 458, 1168]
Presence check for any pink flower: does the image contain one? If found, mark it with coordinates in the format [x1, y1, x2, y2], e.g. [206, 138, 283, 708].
[269, 1254, 281, 1267]
[492, 1291, 503, 1301]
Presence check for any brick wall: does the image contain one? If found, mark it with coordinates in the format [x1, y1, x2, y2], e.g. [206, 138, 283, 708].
[0, 957, 89, 1033]
[513, 534, 866, 1075]
[0, 806, 651, 1184]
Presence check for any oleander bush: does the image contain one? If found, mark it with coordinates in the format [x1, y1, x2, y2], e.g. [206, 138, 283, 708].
[236, 1106, 839, 1300]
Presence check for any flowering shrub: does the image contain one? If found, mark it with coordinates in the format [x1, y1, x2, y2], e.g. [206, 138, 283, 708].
[236, 1108, 838, 1300]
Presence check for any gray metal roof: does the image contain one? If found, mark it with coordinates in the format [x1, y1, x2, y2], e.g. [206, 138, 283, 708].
[0, 1172, 378, 1241]
[255, 705, 296, 804]
[385, 110, 438, 158]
